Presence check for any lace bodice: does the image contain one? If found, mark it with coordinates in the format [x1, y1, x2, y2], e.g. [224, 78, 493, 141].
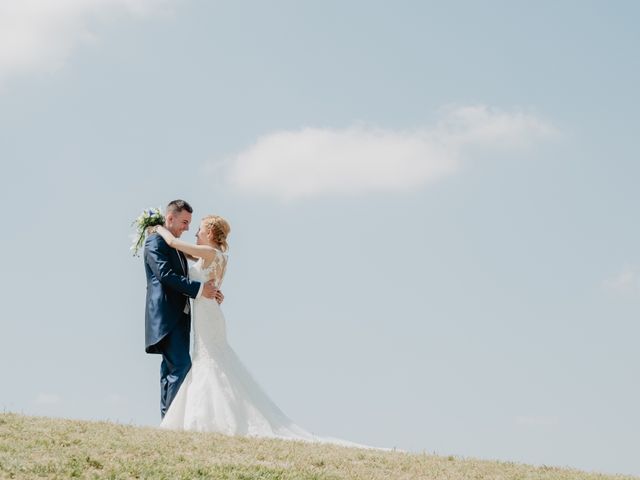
[189, 249, 228, 288]
[190, 249, 228, 357]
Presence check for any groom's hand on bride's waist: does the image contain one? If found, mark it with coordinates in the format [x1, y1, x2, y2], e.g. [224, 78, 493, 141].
[214, 290, 224, 305]
[202, 280, 218, 300]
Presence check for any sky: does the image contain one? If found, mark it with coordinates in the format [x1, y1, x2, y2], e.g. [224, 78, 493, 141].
[1, 0, 639, 475]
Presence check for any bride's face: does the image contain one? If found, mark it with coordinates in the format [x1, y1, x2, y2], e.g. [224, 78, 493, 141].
[195, 221, 209, 245]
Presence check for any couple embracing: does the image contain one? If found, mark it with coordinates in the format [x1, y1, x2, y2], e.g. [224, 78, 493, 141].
[143, 199, 367, 445]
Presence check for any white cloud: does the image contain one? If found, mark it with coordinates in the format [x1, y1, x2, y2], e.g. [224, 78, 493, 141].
[223, 105, 556, 200]
[603, 268, 640, 294]
[34, 393, 62, 405]
[0, 0, 174, 84]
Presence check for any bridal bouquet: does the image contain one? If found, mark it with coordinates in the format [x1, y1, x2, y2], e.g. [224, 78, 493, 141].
[131, 207, 165, 256]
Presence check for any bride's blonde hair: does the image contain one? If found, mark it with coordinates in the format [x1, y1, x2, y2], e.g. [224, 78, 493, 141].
[201, 215, 230, 252]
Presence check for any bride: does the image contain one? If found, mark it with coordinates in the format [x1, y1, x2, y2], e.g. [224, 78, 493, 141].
[154, 215, 374, 448]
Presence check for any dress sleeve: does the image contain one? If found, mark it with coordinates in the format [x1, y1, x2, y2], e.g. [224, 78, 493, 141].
[208, 250, 228, 288]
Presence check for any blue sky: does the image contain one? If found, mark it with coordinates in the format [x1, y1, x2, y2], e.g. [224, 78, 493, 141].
[1, 0, 639, 475]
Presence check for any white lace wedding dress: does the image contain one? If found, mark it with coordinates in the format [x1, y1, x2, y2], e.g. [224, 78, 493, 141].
[160, 250, 373, 449]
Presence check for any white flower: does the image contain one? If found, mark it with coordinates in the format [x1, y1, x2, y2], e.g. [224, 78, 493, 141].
[130, 206, 165, 257]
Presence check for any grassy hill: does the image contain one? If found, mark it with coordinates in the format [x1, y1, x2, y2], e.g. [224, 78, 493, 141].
[0, 413, 635, 479]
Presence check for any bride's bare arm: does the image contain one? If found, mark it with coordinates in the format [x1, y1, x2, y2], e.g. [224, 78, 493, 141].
[156, 226, 215, 261]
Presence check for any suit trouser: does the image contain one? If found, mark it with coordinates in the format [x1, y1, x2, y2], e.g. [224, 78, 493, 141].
[158, 314, 191, 418]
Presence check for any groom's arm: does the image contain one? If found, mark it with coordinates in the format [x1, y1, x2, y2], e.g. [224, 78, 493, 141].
[144, 234, 201, 299]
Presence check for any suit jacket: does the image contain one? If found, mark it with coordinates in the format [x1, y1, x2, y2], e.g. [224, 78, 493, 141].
[144, 233, 201, 353]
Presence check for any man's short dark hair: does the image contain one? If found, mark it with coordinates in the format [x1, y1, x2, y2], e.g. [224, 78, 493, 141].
[166, 199, 193, 215]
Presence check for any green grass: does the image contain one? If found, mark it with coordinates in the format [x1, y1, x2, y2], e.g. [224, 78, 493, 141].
[0, 413, 635, 479]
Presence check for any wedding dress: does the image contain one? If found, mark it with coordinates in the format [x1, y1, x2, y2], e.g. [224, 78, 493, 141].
[159, 249, 373, 449]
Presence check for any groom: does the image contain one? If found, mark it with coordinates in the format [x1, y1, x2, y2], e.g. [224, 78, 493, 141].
[144, 199, 221, 418]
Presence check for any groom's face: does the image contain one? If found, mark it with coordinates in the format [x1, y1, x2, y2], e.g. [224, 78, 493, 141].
[166, 210, 192, 238]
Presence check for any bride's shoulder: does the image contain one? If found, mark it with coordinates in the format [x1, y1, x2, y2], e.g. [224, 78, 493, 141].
[199, 248, 226, 269]
[205, 246, 227, 262]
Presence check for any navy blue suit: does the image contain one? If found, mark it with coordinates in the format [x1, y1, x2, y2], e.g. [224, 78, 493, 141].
[144, 233, 201, 417]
